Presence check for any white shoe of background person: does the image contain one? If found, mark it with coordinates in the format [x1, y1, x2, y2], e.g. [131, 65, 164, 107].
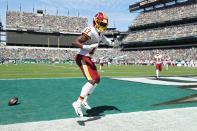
[72, 101, 83, 117]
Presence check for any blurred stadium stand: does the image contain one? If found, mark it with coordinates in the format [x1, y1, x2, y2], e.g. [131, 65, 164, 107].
[121, 0, 197, 50]
[0, 22, 1, 46]
[4, 10, 119, 48]
[0, 1, 196, 66]
[6, 10, 88, 33]
[5, 10, 88, 48]
[0, 22, 6, 46]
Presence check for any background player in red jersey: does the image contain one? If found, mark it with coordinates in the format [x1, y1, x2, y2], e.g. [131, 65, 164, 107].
[154, 51, 163, 78]
[72, 12, 113, 117]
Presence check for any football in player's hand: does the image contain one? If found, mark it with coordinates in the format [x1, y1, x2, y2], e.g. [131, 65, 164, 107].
[8, 97, 18, 106]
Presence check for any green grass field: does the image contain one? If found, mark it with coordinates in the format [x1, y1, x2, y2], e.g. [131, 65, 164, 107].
[0, 63, 196, 79]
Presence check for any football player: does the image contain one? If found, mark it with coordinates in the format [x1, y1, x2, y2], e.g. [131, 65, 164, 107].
[154, 51, 163, 78]
[165, 55, 171, 70]
[99, 55, 104, 70]
[72, 12, 113, 117]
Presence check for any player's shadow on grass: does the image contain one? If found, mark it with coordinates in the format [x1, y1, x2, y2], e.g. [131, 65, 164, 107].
[86, 105, 121, 117]
[77, 105, 121, 126]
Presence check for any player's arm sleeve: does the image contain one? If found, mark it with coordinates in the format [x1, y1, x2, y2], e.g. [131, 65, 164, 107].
[100, 35, 114, 46]
[82, 27, 92, 40]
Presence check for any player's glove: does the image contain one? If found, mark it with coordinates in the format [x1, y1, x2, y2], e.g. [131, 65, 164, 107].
[82, 43, 99, 50]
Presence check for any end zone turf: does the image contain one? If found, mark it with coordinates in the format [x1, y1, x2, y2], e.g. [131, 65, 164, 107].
[0, 77, 197, 125]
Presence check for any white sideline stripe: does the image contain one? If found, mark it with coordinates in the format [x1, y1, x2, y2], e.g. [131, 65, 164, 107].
[1, 107, 197, 131]
[188, 88, 197, 91]
[46, 64, 79, 70]
[164, 77, 197, 82]
[46, 65, 67, 69]
[112, 77, 197, 85]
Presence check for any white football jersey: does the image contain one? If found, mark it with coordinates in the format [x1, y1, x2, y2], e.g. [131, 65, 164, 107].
[77, 26, 109, 57]
[154, 54, 163, 64]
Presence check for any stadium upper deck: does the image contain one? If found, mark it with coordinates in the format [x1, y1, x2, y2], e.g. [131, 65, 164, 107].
[121, 0, 197, 50]
[4, 10, 89, 47]
[4, 10, 117, 48]
[129, 0, 194, 12]
[6, 10, 88, 33]
[131, 1, 197, 27]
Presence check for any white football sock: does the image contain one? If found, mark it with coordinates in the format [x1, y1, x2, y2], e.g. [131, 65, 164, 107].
[156, 70, 159, 77]
[84, 83, 98, 102]
[76, 82, 94, 106]
[88, 83, 98, 94]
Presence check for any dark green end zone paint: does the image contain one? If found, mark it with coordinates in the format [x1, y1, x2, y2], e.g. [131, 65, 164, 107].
[0, 78, 197, 125]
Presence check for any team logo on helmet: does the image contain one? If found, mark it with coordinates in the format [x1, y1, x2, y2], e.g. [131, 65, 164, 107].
[93, 12, 108, 33]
